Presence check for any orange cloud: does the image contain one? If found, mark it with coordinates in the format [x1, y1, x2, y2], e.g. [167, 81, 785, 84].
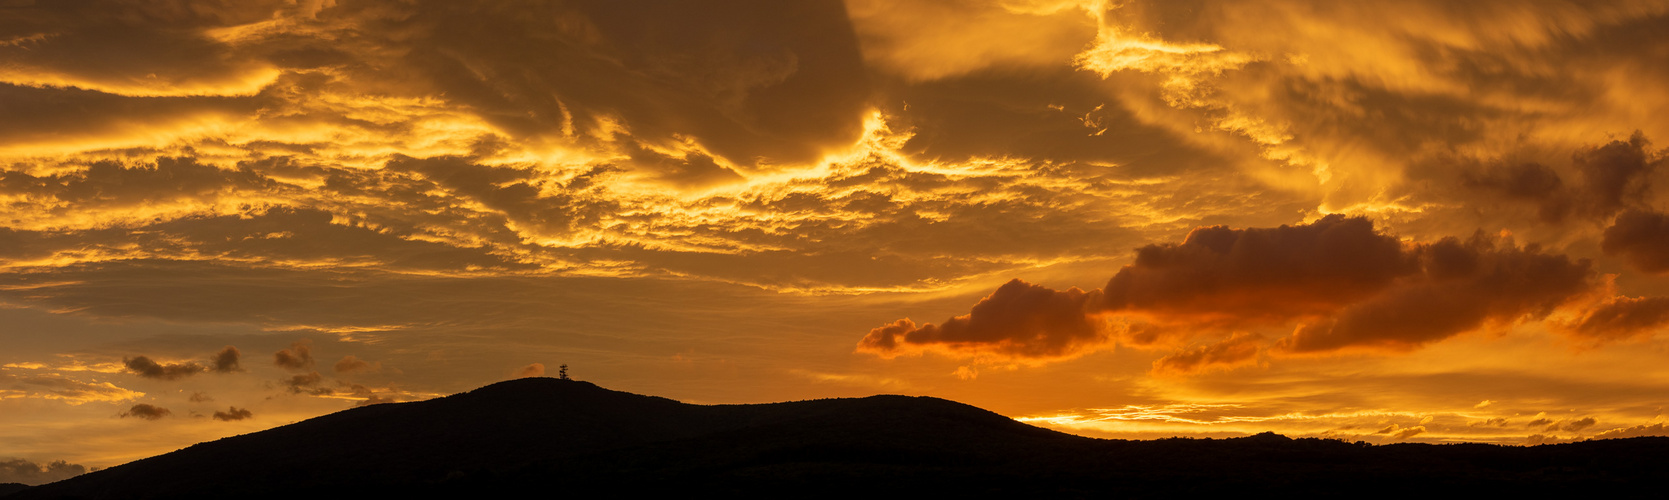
[856, 279, 1105, 361]
[212, 406, 253, 422]
[1100, 215, 1408, 323]
[1555, 295, 1669, 341]
[1603, 209, 1669, 274]
[284, 372, 329, 395]
[118, 403, 172, 421]
[1150, 332, 1262, 376]
[273, 340, 314, 371]
[860, 215, 1603, 364]
[1279, 233, 1592, 353]
[333, 355, 372, 374]
[1571, 133, 1661, 219]
[211, 346, 242, 373]
[123, 356, 205, 381]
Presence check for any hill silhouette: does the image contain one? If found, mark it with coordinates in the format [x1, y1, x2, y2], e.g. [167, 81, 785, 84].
[10, 378, 1669, 498]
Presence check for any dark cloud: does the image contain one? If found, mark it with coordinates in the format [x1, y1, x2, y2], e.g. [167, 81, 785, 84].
[212, 406, 253, 421]
[123, 356, 205, 380]
[115, 347, 244, 380]
[119, 403, 172, 420]
[1150, 332, 1263, 376]
[1454, 160, 1573, 223]
[1411, 132, 1666, 230]
[210, 346, 242, 373]
[188, 391, 213, 403]
[1556, 295, 1669, 341]
[283, 371, 333, 396]
[1101, 215, 1409, 323]
[1602, 209, 1669, 274]
[1101, 215, 1591, 352]
[857, 279, 1104, 360]
[0, 458, 87, 486]
[860, 216, 1600, 362]
[1571, 132, 1660, 218]
[333, 355, 371, 374]
[273, 340, 314, 371]
[1279, 233, 1592, 353]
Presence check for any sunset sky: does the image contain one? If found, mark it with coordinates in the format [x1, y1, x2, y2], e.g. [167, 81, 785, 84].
[5, 0, 1669, 481]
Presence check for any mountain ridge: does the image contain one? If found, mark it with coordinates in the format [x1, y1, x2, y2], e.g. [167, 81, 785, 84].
[11, 378, 1669, 498]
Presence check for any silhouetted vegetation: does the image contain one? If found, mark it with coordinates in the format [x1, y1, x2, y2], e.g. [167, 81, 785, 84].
[13, 378, 1669, 499]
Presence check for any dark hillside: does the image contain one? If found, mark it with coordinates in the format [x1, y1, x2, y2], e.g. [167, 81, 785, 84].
[16, 378, 1669, 498]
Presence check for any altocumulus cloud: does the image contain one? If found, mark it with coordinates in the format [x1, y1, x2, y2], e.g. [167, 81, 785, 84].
[211, 346, 242, 373]
[122, 356, 205, 381]
[122, 347, 244, 380]
[212, 407, 253, 422]
[118, 403, 172, 421]
[858, 279, 1104, 361]
[273, 340, 314, 371]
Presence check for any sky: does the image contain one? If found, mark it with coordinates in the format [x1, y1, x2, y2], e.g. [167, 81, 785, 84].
[4, 0, 1669, 482]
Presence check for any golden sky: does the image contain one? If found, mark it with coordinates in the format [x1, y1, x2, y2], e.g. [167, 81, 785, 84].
[4, 0, 1669, 477]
